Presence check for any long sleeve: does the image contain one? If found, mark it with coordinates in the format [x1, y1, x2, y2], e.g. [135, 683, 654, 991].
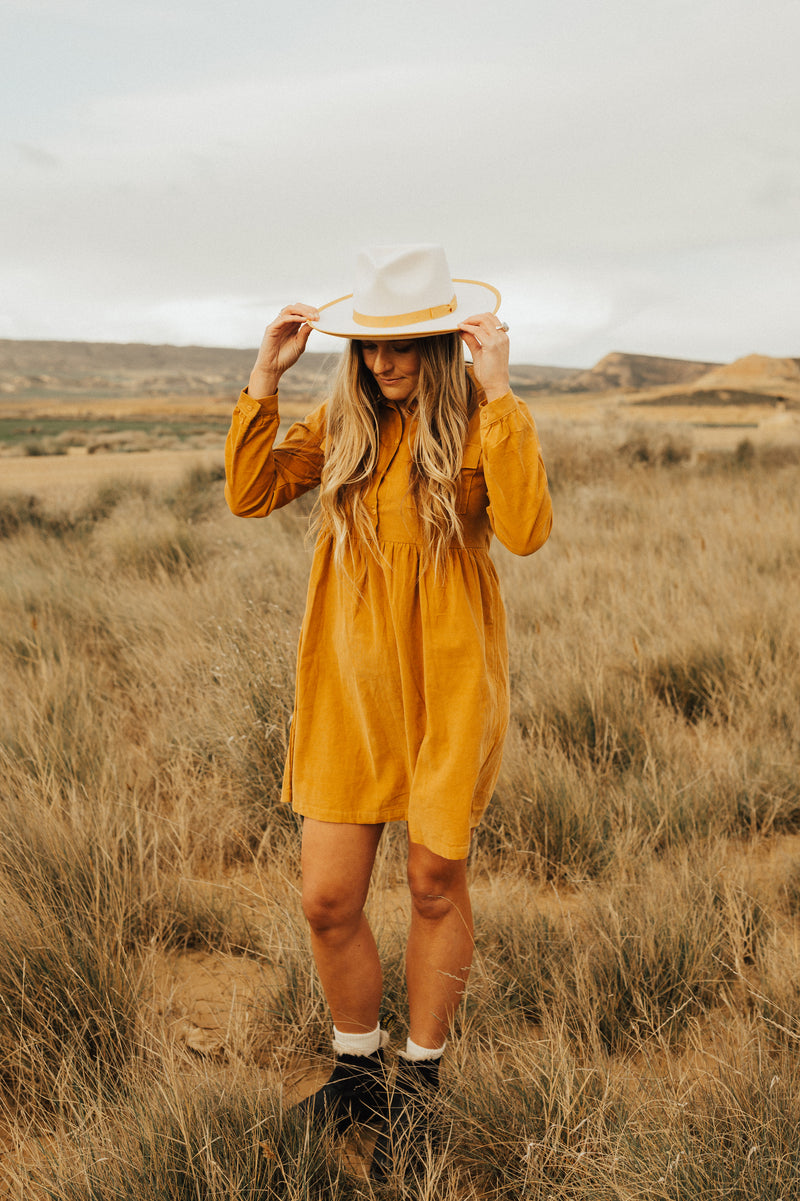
[479, 391, 553, 556]
[224, 389, 326, 518]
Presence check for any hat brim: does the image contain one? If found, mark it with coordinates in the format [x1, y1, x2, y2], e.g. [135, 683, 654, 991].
[309, 278, 501, 340]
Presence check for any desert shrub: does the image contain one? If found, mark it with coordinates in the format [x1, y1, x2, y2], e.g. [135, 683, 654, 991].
[3, 637, 123, 787]
[0, 891, 138, 1114]
[483, 732, 620, 879]
[473, 856, 771, 1053]
[205, 611, 299, 850]
[0, 468, 223, 552]
[33, 1081, 354, 1201]
[22, 437, 66, 457]
[646, 644, 736, 723]
[165, 461, 226, 523]
[0, 787, 141, 1114]
[757, 441, 800, 469]
[618, 431, 692, 468]
[472, 898, 572, 1023]
[1, 431, 798, 1191]
[138, 877, 259, 953]
[576, 866, 768, 1052]
[732, 761, 800, 836]
[77, 476, 152, 525]
[540, 675, 650, 772]
[619, 1052, 800, 1199]
[734, 437, 757, 467]
[619, 771, 724, 851]
[91, 498, 206, 577]
[536, 428, 619, 491]
[447, 1035, 616, 1197]
[0, 919, 138, 1122]
[0, 492, 72, 539]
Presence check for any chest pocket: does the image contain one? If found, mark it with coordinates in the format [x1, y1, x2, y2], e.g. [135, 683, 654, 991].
[457, 440, 487, 515]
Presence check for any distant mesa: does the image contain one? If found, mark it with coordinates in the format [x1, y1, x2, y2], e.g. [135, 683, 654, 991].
[692, 354, 800, 392]
[569, 351, 723, 393]
[0, 340, 798, 407]
[0, 339, 337, 403]
[558, 351, 800, 410]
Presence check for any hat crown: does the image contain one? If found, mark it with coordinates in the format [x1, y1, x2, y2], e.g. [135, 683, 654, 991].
[312, 243, 500, 339]
[353, 244, 455, 321]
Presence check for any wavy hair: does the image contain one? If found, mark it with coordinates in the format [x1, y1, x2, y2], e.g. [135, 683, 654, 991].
[311, 334, 473, 576]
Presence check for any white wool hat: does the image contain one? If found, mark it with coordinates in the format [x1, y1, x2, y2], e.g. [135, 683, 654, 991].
[310, 244, 501, 340]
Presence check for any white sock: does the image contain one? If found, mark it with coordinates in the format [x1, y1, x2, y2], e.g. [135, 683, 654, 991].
[403, 1036, 447, 1062]
[332, 1023, 385, 1057]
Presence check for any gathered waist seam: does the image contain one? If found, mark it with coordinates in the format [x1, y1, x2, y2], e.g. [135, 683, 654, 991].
[375, 538, 489, 552]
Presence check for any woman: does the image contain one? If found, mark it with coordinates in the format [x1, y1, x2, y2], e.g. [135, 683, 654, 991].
[225, 244, 552, 1176]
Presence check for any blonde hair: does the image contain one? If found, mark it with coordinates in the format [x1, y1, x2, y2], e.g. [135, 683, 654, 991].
[312, 334, 472, 576]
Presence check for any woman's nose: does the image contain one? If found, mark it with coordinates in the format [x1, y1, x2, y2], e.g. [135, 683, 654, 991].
[373, 346, 393, 373]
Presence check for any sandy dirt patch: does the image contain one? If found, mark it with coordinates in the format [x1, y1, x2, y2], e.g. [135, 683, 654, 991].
[0, 447, 225, 507]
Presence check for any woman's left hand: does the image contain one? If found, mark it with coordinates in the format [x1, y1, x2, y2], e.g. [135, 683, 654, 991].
[458, 313, 510, 402]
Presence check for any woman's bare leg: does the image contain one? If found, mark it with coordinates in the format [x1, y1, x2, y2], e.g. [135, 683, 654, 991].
[405, 838, 473, 1048]
[301, 818, 384, 1034]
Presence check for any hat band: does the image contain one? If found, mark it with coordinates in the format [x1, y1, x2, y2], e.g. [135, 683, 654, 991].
[352, 295, 457, 329]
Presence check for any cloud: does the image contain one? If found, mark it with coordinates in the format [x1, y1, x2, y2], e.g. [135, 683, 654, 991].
[14, 143, 61, 168]
[1, 0, 799, 359]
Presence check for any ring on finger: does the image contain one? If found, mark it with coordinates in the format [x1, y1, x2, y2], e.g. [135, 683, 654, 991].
[495, 322, 509, 332]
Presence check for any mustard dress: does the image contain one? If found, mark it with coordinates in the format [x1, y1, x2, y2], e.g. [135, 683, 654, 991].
[225, 378, 552, 859]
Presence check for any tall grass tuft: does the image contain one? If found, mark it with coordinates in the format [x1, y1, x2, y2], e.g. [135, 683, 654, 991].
[615, 1049, 800, 1199]
[447, 1032, 617, 1198]
[33, 1079, 357, 1201]
[0, 443, 798, 1193]
[472, 853, 771, 1052]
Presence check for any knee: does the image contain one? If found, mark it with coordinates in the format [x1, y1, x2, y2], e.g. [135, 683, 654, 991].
[407, 862, 465, 922]
[301, 885, 362, 937]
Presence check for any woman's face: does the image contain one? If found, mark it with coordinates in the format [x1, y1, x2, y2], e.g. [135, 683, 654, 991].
[359, 340, 421, 405]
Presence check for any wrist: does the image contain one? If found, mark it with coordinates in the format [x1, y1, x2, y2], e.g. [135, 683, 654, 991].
[248, 368, 280, 399]
[481, 379, 511, 403]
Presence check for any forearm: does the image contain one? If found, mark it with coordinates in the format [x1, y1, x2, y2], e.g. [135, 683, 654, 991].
[224, 390, 326, 518]
[225, 391, 282, 517]
[480, 393, 553, 556]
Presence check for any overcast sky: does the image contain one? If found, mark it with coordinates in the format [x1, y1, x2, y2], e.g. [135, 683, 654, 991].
[2, 0, 798, 365]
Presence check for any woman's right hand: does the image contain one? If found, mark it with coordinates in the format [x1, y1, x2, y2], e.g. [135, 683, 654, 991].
[248, 303, 320, 399]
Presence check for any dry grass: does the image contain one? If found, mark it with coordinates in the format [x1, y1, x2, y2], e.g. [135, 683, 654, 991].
[0, 425, 798, 1198]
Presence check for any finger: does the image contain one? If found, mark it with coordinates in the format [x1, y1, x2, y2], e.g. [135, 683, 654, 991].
[459, 329, 481, 354]
[296, 320, 314, 351]
[280, 302, 320, 320]
[459, 312, 506, 335]
[272, 305, 320, 334]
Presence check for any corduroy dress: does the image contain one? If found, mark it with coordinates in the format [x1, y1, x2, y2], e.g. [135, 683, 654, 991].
[224, 377, 552, 860]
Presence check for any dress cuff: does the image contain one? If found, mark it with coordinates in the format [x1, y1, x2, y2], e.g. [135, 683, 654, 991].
[236, 388, 279, 418]
[478, 391, 517, 426]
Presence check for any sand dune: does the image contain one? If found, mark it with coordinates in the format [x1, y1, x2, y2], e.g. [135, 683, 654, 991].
[693, 353, 800, 394]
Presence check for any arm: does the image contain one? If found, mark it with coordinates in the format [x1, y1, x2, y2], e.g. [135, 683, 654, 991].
[225, 301, 325, 517]
[459, 311, 552, 556]
[479, 391, 553, 556]
[224, 390, 326, 517]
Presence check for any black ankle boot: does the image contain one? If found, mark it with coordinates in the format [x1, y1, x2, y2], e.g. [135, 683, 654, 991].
[369, 1056, 441, 1180]
[295, 1048, 389, 1135]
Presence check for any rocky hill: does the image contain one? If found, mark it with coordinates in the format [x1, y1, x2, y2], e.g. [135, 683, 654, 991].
[692, 354, 800, 395]
[2, 340, 798, 407]
[0, 340, 336, 403]
[569, 351, 722, 393]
